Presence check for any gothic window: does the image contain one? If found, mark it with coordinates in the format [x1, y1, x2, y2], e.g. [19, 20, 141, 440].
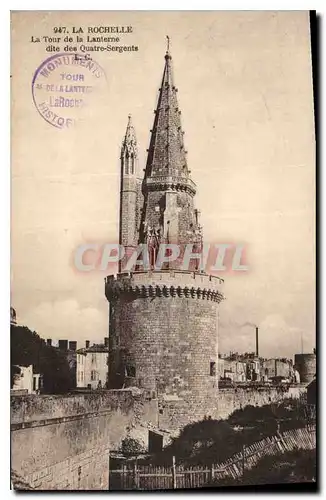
[130, 154, 134, 175]
[125, 153, 129, 175]
[149, 245, 156, 268]
[210, 361, 216, 376]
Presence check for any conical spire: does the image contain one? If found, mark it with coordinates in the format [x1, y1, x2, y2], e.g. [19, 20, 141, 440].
[144, 42, 194, 190]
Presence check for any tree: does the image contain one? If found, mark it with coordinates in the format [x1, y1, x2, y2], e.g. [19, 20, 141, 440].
[11, 324, 74, 393]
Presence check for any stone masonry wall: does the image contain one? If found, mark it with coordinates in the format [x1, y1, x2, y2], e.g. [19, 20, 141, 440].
[11, 390, 157, 490]
[217, 384, 306, 420]
[157, 384, 306, 431]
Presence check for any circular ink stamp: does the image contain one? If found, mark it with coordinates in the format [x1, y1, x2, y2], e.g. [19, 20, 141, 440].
[32, 53, 107, 129]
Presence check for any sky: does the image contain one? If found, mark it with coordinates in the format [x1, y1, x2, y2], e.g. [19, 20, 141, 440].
[11, 11, 315, 358]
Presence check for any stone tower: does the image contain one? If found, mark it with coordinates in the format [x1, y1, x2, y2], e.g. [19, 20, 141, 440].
[105, 45, 224, 429]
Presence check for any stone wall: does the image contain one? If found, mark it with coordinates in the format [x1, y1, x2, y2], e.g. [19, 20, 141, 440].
[11, 390, 157, 491]
[217, 384, 306, 420]
[11, 384, 309, 490]
[157, 384, 306, 430]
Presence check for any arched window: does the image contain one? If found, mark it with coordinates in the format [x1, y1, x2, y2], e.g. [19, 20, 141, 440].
[130, 153, 134, 174]
[124, 153, 129, 175]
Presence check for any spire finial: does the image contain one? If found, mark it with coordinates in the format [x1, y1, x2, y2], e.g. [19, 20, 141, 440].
[122, 114, 137, 154]
[166, 35, 170, 56]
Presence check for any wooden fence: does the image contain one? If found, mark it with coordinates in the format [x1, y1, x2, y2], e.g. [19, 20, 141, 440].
[109, 424, 316, 490]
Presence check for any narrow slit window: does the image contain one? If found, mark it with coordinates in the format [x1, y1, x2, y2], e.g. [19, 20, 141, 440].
[126, 365, 136, 378]
[210, 361, 216, 377]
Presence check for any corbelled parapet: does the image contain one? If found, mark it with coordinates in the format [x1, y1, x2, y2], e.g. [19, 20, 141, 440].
[143, 175, 197, 196]
[105, 270, 224, 303]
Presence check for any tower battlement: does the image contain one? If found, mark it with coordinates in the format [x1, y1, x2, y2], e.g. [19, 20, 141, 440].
[105, 271, 224, 302]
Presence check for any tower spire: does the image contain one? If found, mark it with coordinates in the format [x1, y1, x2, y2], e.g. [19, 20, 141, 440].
[143, 44, 194, 187]
[138, 44, 201, 259]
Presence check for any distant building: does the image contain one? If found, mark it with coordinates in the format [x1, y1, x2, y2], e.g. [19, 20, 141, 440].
[76, 338, 109, 389]
[262, 358, 292, 381]
[245, 359, 261, 382]
[11, 365, 41, 394]
[219, 353, 302, 385]
[218, 356, 249, 382]
[76, 350, 87, 387]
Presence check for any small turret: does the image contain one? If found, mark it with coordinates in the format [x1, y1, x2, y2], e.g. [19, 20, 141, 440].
[119, 115, 139, 271]
[120, 114, 138, 176]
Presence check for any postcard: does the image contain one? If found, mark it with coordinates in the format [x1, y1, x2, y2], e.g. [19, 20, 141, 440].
[11, 10, 316, 491]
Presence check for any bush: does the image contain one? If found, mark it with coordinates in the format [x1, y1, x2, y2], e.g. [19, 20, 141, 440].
[209, 449, 316, 487]
[146, 419, 240, 466]
[141, 399, 310, 467]
[119, 437, 145, 456]
[228, 400, 307, 439]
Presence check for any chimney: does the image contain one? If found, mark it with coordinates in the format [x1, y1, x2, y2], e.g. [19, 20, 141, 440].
[255, 326, 259, 357]
[46, 338, 52, 346]
[85, 340, 90, 349]
[104, 337, 109, 348]
[69, 341, 77, 351]
[58, 339, 68, 351]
